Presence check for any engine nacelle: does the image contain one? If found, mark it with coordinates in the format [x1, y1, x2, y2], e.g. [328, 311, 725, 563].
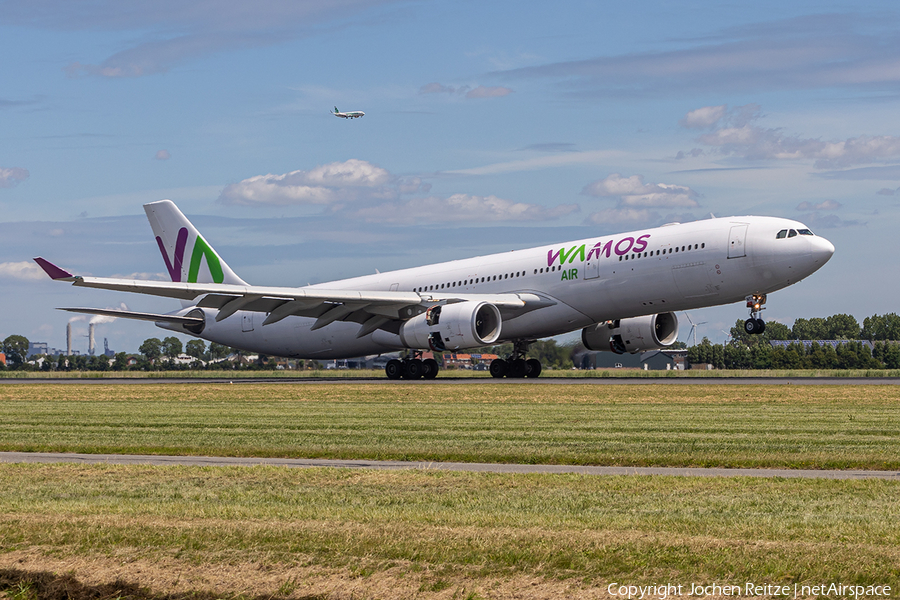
[581, 312, 679, 354]
[399, 301, 502, 351]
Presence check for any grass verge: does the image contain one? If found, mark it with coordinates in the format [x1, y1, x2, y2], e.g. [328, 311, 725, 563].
[0, 384, 899, 469]
[0, 463, 898, 598]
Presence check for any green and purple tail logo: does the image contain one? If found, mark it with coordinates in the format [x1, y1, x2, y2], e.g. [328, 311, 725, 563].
[156, 227, 224, 283]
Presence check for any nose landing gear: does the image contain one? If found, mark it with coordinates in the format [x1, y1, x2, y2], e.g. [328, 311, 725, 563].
[743, 293, 767, 335]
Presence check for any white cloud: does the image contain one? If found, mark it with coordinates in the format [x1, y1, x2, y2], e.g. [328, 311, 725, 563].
[15, 1, 394, 78]
[465, 86, 513, 99]
[796, 199, 842, 211]
[303, 159, 392, 187]
[351, 194, 578, 224]
[797, 213, 863, 229]
[680, 105, 727, 129]
[220, 159, 573, 224]
[498, 15, 900, 98]
[684, 104, 900, 169]
[0, 261, 45, 281]
[419, 83, 512, 99]
[0, 167, 29, 188]
[419, 82, 458, 94]
[584, 208, 659, 225]
[448, 149, 621, 176]
[582, 174, 699, 208]
[218, 159, 394, 206]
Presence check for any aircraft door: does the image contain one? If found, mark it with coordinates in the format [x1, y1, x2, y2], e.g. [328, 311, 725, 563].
[728, 224, 748, 259]
[583, 255, 600, 280]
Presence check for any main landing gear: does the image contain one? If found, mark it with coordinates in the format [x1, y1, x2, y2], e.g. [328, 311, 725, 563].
[489, 340, 542, 379]
[743, 293, 767, 335]
[385, 352, 439, 380]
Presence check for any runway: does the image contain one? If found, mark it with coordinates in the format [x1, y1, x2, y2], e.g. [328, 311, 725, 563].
[1, 451, 897, 480]
[1, 376, 900, 385]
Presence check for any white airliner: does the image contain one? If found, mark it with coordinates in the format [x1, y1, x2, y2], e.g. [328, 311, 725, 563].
[35, 200, 834, 379]
[332, 106, 364, 119]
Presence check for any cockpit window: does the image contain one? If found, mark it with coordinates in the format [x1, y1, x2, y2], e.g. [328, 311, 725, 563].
[788, 229, 798, 238]
[776, 229, 787, 239]
[797, 229, 814, 236]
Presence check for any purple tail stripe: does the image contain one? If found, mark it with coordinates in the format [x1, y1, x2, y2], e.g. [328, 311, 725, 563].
[156, 227, 189, 282]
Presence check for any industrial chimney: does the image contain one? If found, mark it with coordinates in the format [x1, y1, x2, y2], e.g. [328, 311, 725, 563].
[89, 323, 96, 356]
[66, 323, 72, 356]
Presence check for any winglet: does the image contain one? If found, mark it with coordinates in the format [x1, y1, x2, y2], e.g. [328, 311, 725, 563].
[33, 257, 77, 281]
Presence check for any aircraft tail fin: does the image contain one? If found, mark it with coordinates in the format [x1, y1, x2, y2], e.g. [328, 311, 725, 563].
[333, 106, 339, 113]
[144, 199, 247, 286]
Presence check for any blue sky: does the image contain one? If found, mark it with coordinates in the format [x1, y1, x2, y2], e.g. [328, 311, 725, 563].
[2, 0, 899, 354]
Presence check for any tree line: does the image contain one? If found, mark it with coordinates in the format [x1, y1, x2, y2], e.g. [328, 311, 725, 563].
[0, 335, 276, 372]
[3, 312, 899, 372]
[687, 313, 900, 370]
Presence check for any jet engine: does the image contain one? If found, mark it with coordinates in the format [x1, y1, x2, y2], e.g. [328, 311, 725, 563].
[581, 312, 679, 354]
[400, 301, 501, 351]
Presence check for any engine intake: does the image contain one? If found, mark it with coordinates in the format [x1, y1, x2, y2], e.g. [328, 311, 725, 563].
[582, 312, 679, 354]
[400, 301, 501, 351]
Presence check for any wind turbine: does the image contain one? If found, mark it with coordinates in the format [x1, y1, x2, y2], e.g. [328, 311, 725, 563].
[683, 312, 707, 346]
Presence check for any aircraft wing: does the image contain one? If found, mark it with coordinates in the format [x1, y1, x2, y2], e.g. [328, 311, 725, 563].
[35, 258, 555, 335]
[58, 307, 205, 326]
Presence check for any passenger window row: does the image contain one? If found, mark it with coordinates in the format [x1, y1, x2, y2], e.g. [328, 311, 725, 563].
[618, 242, 706, 262]
[415, 271, 527, 293]
[412, 241, 710, 292]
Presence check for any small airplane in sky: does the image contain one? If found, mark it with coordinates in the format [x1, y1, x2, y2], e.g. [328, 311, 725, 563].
[332, 106, 364, 119]
[35, 200, 834, 380]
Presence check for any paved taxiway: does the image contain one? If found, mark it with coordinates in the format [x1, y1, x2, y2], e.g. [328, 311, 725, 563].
[1, 452, 897, 480]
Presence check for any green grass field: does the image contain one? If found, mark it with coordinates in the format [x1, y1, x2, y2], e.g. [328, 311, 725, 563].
[0, 464, 898, 599]
[0, 384, 899, 469]
[0, 383, 898, 599]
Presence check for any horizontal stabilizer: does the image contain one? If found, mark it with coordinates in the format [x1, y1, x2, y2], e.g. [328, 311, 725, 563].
[57, 307, 204, 326]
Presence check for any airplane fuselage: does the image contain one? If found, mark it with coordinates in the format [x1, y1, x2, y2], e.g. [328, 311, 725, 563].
[333, 111, 364, 119]
[177, 215, 834, 359]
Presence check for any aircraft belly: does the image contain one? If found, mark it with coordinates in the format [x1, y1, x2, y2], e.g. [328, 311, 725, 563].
[201, 312, 388, 359]
[497, 302, 595, 341]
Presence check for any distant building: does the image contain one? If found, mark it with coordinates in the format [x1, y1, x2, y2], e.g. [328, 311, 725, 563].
[579, 350, 678, 370]
[0, 353, 6, 366]
[28, 342, 49, 357]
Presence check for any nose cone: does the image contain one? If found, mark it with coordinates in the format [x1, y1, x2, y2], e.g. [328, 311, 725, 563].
[810, 235, 835, 264]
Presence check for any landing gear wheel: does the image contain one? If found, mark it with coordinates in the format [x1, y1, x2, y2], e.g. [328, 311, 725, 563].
[385, 359, 404, 380]
[744, 318, 766, 335]
[744, 294, 768, 336]
[404, 358, 424, 379]
[525, 358, 542, 378]
[422, 358, 439, 380]
[489, 358, 508, 378]
[508, 358, 528, 378]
